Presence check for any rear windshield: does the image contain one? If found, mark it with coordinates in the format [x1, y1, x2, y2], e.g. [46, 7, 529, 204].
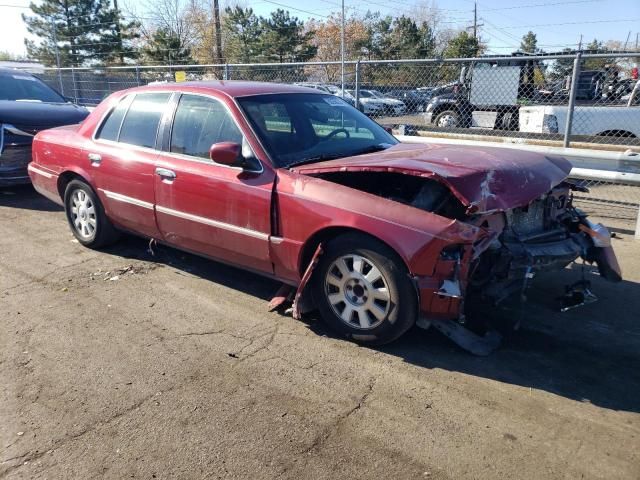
[0, 72, 65, 103]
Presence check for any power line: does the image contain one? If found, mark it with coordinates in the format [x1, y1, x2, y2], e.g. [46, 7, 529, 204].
[498, 18, 640, 29]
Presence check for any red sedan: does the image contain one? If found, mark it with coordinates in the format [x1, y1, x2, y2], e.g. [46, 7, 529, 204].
[28, 81, 621, 349]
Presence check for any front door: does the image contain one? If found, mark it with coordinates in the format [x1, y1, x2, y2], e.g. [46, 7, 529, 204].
[154, 93, 274, 274]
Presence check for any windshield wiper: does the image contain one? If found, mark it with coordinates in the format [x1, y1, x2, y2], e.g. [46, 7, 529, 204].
[349, 143, 392, 156]
[287, 144, 392, 169]
[287, 152, 346, 168]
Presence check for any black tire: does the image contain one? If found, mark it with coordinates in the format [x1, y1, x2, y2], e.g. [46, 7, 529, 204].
[433, 110, 460, 128]
[311, 233, 418, 345]
[64, 179, 120, 248]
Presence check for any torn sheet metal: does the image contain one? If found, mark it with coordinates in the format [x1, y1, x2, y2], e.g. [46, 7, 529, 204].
[429, 318, 503, 356]
[268, 284, 295, 312]
[292, 244, 323, 320]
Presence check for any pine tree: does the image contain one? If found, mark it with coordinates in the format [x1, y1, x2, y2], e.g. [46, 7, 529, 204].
[444, 31, 481, 58]
[223, 7, 262, 63]
[520, 31, 538, 54]
[142, 27, 193, 65]
[23, 0, 140, 67]
[259, 9, 316, 63]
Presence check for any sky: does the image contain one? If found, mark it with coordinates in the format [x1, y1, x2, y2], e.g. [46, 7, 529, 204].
[1, 0, 639, 58]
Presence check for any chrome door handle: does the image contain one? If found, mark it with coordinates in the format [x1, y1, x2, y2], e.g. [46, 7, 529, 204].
[88, 153, 102, 165]
[155, 167, 176, 180]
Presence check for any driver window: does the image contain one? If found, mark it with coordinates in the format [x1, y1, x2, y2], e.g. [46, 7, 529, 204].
[171, 94, 243, 160]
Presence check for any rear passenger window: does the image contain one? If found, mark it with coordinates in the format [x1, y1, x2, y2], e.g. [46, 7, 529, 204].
[118, 93, 170, 148]
[170, 94, 243, 160]
[95, 96, 131, 141]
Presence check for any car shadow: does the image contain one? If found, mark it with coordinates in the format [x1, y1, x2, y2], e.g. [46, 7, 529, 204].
[106, 236, 640, 414]
[9, 187, 639, 413]
[0, 185, 64, 212]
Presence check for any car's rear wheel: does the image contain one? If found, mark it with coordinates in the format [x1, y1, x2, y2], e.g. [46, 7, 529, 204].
[64, 179, 120, 248]
[312, 233, 417, 345]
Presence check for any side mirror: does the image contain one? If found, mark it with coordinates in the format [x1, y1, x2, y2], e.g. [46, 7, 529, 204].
[209, 142, 242, 167]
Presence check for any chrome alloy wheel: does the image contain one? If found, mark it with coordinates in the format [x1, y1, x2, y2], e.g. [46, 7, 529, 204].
[324, 254, 391, 330]
[70, 189, 97, 240]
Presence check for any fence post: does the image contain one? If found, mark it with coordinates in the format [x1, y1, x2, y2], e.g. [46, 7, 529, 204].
[354, 60, 361, 111]
[223, 63, 229, 80]
[563, 52, 582, 148]
[70, 67, 79, 104]
[135, 65, 141, 86]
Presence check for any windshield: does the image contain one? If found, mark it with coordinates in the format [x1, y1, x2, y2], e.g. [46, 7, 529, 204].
[237, 93, 398, 168]
[0, 72, 65, 103]
[359, 90, 374, 98]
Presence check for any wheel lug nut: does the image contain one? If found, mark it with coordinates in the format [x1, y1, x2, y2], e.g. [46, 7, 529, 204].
[363, 296, 367, 301]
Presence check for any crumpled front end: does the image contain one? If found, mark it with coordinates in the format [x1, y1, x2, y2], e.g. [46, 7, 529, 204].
[416, 182, 622, 322]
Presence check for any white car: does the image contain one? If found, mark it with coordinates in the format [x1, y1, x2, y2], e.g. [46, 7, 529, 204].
[336, 89, 386, 116]
[519, 80, 640, 139]
[363, 90, 407, 116]
[294, 82, 339, 95]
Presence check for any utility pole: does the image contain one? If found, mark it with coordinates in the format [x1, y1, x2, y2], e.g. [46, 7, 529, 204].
[340, 0, 345, 97]
[578, 34, 583, 51]
[213, 0, 223, 64]
[623, 31, 631, 51]
[473, 1, 477, 40]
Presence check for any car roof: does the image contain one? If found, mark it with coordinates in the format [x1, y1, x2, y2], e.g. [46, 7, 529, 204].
[0, 67, 35, 76]
[122, 80, 326, 98]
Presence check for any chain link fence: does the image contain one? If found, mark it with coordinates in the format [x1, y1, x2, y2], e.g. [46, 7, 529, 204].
[25, 53, 640, 235]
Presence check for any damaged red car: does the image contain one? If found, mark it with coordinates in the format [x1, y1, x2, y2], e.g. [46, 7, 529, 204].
[28, 82, 622, 350]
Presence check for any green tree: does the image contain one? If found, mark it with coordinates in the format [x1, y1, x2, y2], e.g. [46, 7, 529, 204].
[584, 38, 608, 70]
[520, 31, 538, 54]
[444, 31, 481, 58]
[223, 6, 262, 63]
[142, 27, 193, 65]
[22, 0, 139, 66]
[259, 9, 316, 62]
[0, 51, 19, 61]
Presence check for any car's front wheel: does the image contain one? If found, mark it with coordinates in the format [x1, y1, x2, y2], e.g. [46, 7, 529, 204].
[312, 233, 417, 345]
[64, 179, 120, 248]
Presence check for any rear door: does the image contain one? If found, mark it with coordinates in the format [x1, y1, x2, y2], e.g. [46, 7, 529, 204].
[154, 93, 274, 273]
[90, 92, 170, 237]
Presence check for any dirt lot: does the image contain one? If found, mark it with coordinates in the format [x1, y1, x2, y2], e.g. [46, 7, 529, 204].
[2, 185, 640, 479]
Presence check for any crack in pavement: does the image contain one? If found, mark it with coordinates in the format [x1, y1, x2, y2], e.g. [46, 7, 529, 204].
[0, 380, 191, 478]
[274, 376, 377, 478]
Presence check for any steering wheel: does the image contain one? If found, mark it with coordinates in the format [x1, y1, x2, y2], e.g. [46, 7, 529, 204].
[323, 128, 350, 141]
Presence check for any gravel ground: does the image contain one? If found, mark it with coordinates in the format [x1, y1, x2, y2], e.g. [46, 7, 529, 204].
[2, 185, 640, 480]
